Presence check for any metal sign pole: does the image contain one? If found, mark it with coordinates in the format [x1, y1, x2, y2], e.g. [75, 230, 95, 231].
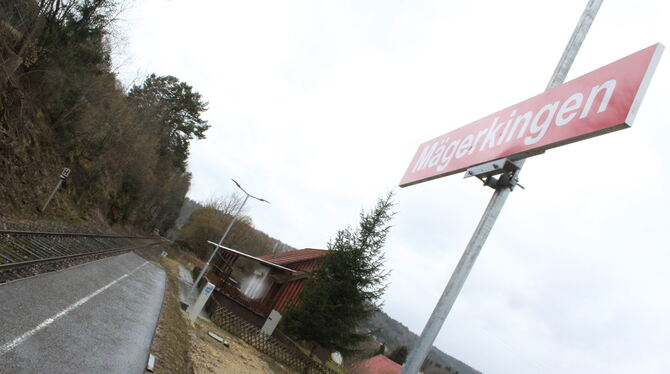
[401, 1, 603, 373]
[40, 168, 71, 212]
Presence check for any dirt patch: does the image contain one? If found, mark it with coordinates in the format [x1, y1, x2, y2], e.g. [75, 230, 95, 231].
[190, 317, 297, 374]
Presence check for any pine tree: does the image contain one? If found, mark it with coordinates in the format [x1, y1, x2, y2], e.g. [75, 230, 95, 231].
[128, 74, 210, 171]
[387, 345, 409, 365]
[282, 192, 395, 353]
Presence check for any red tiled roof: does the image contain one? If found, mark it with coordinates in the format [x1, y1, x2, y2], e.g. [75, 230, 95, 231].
[349, 355, 402, 374]
[258, 248, 328, 266]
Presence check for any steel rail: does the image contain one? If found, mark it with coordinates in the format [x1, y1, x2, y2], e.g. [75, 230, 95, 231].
[0, 229, 163, 272]
[0, 229, 155, 239]
[0, 242, 161, 271]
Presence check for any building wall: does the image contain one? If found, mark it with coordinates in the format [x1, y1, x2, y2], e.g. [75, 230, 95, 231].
[239, 264, 272, 300]
[274, 279, 307, 313]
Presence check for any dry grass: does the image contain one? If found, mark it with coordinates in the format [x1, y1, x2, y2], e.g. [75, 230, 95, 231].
[146, 256, 193, 374]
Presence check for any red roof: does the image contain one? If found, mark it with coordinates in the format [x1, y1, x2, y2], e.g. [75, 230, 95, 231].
[349, 355, 402, 374]
[259, 248, 327, 266]
[207, 242, 297, 272]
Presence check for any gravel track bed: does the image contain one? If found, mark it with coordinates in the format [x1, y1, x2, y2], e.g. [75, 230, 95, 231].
[0, 250, 130, 285]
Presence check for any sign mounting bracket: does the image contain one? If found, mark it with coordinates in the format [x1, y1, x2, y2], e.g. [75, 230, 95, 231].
[464, 158, 524, 190]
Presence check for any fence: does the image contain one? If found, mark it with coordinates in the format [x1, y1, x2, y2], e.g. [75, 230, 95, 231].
[209, 301, 341, 374]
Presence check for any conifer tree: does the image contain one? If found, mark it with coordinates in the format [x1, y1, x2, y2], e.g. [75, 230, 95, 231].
[282, 192, 395, 353]
[387, 345, 409, 365]
[128, 74, 209, 171]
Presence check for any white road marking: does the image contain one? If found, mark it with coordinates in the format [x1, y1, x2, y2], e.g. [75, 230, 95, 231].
[0, 261, 148, 356]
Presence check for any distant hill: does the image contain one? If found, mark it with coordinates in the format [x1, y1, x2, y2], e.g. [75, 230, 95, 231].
[360, 310, 481, 374]
[269, 238, 297, 255]
[171, 197, 298, 259]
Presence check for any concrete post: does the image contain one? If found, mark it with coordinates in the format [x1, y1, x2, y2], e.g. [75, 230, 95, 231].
[261, 310, 282, 336]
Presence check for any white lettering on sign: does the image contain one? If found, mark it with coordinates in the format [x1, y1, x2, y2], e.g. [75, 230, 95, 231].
[413, 80, 616, 174]
[400, 44, 664, 187]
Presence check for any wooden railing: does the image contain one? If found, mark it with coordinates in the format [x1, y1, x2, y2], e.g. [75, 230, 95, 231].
[220, 283, 273, 317]
[209, 300, 342, 374]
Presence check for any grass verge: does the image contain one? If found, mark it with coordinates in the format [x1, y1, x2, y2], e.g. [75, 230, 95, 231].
[143, 251, 194, 374]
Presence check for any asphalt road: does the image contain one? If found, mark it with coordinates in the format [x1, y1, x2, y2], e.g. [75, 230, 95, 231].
[0, 252, 166, 374]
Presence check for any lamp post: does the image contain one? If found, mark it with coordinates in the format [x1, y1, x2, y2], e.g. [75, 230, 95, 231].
[187, 179, 269, 302]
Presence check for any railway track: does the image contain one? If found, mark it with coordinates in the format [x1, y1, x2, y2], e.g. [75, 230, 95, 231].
[0, 230, 164, 284]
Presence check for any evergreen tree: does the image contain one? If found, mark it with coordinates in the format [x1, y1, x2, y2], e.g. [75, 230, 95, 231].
[374, 343, 386, 356]
[387, 345, 409, 365]
[282, 192, 395, 353]
[128, 74, 210, 171]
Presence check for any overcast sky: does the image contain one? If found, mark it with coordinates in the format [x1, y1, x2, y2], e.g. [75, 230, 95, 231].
[114, 1, 669, 372]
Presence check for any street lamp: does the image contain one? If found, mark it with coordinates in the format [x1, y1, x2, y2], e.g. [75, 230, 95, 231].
[187, 179, 269, 302]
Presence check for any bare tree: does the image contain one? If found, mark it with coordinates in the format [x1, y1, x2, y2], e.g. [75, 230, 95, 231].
[203, 192, 249, 220]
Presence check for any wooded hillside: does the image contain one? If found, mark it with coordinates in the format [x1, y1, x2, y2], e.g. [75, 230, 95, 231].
[0, 0, 206, 232]
[359, 311, 481, 374]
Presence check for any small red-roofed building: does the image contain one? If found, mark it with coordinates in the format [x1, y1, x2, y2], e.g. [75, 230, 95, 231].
[348, 354, 403, 374]
[206, 246, 328, 323]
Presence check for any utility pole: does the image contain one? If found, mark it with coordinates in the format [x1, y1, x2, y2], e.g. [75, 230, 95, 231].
[401, 1, 604, 372]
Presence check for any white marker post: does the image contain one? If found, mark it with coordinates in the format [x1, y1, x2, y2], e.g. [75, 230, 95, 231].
[261, 310, 282, 336]
[188, 281, 215, 323]
[401, 1, 605, 373]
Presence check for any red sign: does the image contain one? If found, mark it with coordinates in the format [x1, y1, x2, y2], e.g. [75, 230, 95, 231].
[400, 43, 664, 187]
